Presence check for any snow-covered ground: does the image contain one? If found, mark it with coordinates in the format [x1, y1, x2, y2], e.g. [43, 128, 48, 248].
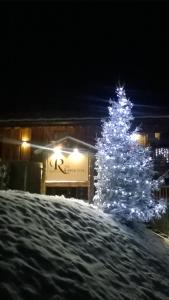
[0, 190, 169, 300]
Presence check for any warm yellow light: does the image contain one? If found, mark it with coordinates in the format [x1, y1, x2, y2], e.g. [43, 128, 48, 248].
[52, 146, 63, 160]
[69, 148, 83, 162]
[21, 128, 31, 144]
[130, 133, 141, 142]
[21, 141, 30, 148]
[53, 146, 61, 154]
[73, 148, 79, 154]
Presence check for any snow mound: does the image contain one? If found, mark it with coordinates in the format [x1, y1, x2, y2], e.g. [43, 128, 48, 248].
[0, 191, 169, 300]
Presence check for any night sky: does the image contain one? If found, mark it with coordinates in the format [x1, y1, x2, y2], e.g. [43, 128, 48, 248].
[0, 1, 168, 117]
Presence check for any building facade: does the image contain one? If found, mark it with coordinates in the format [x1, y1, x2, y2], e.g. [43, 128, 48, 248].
[0, 115, 169, 201]
[0, 117, 100, 201]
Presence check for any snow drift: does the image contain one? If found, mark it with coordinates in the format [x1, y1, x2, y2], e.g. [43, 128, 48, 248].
[0, 190, 169, 300]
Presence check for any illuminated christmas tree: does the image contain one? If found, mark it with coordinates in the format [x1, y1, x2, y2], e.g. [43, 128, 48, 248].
[94, 86, 166, 222]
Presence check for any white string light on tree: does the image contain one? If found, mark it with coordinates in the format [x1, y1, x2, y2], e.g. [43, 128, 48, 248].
[94, 86, 166, 222]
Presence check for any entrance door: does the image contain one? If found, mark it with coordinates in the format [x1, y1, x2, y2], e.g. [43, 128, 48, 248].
[46, 186, 88, 200]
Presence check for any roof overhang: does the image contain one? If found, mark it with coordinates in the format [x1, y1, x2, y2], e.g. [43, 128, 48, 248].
[34, 135, 97, 155]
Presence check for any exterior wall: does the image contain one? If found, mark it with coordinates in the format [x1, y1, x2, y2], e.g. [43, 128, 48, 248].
[0, 118, 169, 201]
[31, 124, 99, 147]
[0, 122, 99, 201]
[0, 118, 169, 162]
[0, 122, 100, 162]
[0, 127, 21, 160]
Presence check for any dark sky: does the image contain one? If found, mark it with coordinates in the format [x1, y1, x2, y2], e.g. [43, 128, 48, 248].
[0, 1, 169, 116]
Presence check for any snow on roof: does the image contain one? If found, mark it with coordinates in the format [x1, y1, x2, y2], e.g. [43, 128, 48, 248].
[0, 190, 169, 300]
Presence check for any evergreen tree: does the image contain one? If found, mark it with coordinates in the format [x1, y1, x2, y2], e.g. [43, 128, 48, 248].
[94, 86, 166, 222]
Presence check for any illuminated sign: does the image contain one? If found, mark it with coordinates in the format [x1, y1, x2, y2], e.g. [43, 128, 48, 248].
[46, 149, 88, 182]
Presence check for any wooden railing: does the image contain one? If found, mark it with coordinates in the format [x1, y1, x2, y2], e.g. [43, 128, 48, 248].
[154, 186, 169, 200]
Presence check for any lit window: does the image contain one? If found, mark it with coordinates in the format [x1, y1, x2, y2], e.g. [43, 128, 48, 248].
[130, 133, 147, 146]
[155, 132, 160, 140]
[130, 133, 141, 142]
